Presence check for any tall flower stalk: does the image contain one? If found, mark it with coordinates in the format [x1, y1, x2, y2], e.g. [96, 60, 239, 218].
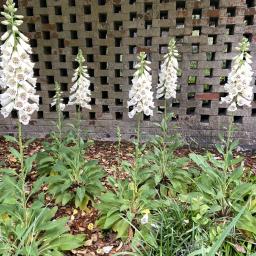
[0, 0, 39, 125]
[128, 51, 154, 150]
[221, 37, 253, 112]
[51, 81, 65, 142]
[157, 38, 179, 124]
[0, 0, 39, 226]
[68, 49, 91, 137]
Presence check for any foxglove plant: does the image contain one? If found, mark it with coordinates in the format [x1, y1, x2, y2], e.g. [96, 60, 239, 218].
[127, 52, 154, 120]
[68, 49, 91, 110]
[0, 0, 39, 126]
[221, 37, 253, 112]
[157, 38, 179, 102]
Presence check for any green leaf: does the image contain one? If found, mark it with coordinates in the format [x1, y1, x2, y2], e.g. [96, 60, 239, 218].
[48, 234, 85, 250]
[9, 147, 21, 161]
[4, 135, 17, 143]
[208, 205, 246, 256]
[113, 219, 130, 239]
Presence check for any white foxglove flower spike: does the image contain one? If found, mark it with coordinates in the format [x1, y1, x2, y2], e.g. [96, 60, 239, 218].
[127, 52, 154, 118]
[51, 82, 66, 112]
[157, 38, 179, 100]
[221, 37, 254, 112]
[0, 0, 39, 125]
[68, 49, 91, 110]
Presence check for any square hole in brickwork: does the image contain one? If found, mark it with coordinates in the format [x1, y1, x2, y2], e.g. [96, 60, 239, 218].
[143, 114, 151, 121]
[113, 4, 121, 13]
[160, 10, 168, 19]
[0, 24, 7, 32]
[145, 20, 152, 29]
[206, 52, 215, 61]
[204, 68, 213, 77]
[26, 7, 33, 16]
[37, 111, 44, 119]
[89, 112, 96, 120]
[59, 55, 66, 62]
[47, 76, 54, 84]
[186, 107, 196, 115]
[90, 98, 95, 105]
[115, 38, 122, 47]
[192, 26, 201, 36]
[28, 42, 38, 54]
[115, 70, 122, 77]
[85, 22, 92, 31]
[201, 115, 209, 123]
[27, 23, 35, 32]
[192, 43, 199, 53]
[98, 0, 106, 5]
[100, 62, 108, 70]
[176, 36, 184, 43]
[99, 30, 107, 39]
[176, 1, 186, 10]
[129, 45, 136, 54]
[88, 69, 94, 77]
[55, 6, 62, 15]
[224, 43, 232, 53]
[39, 97, 43, 105]
[129, 28, 137, 38]
[246, 0, 255, 7]
[160, 27, 169, 37]
[210, 0, 219, 9]
[100, 46, 108, 55]
[208, 35, 217, 45]
[220, 76, 228, 85]
[243, 33, 253, 42]
[30, 54, 38, 62]
[102, 105, 109, 113]
[234, 116, 243, 124]
[222, 60, 232, 69]
[114, 84, 122, 92]
[203, 84, 212, 92]
[172, 100, 180, 108]
[115, 112, 123, 120]
[226, 24, 235, 35]
[40, 0, 47, 7]
[188, 76, 197, 84]
[72, 47, 79, 55]
[70, 14, 76, 23]
[115, 99, 123, 106]
[227, 7, 236, 17]
[129, 0, 136, 4]
[61, 83, 68, 91]
[188, 92, 195, 100]
[40, 15, 49, 24]
[69, 0, 76, 6]
[44, 46, 51, 55]
[192, 9, 202, 19]
[252, 108, 256, 116]
[130, 12, 137, 21]
[45, 61, 52, 69]
[58, 39, 64, 48]
[89, 83, 94, 91]
[36, 83, 41, 91]
[244, 15, 254, 25]
[86, 38, 93, 47]
[202, 100, 211, 108]
[34, 69, 40, 77]
[144, 3, 153, 12]
[114, 21, 123, 31]
[99, 13, 107, 22]
[218, 108, 227, 115]
[11, 110, 18, 119]
[101, 77, 108, 85]
[43, 31, 50, 40]
[176, 18, 185, 28]
[56, 23, 63, 32]
[190, 61, 198, 69]
[60, 69, 68, 77]
[63, 112, 69, 119]
[84, 5, 91, 14]
[209, 17, 218, 27]
[87, 54, 94, 62]
[145, 37, 152, 46]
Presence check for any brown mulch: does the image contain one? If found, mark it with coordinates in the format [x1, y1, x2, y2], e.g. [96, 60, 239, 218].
[0, 136, 256, 255]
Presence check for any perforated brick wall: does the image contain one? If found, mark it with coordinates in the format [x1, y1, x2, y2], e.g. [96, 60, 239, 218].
[0, 0, 256, 148]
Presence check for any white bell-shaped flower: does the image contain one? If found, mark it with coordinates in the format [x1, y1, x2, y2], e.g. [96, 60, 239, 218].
[0, 0, 39, 125]
[221, 38, 253, 112]
[68, 49, 91, 110]
[157, 38, 179, 100]
[127, 52, 154, 119]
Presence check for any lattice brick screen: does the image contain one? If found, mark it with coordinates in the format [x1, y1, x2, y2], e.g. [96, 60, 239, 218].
[0, 0, 256, 147]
